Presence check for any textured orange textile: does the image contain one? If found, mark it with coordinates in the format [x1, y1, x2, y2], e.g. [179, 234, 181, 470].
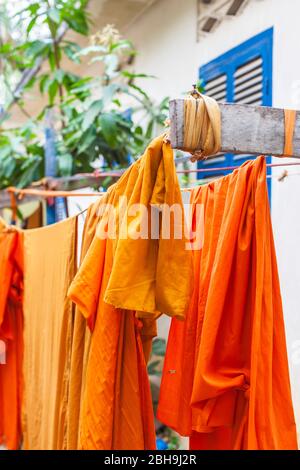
[103, 137, 192, 320]
[69, 204, 157, 450]
[22, 217, 77, 450]
[68, 135, 192, 449]
[284, 109, 296, 156]
[158, 157, 298, 450]
[0, 219, 23, 450]
[66, 201, 102, 450]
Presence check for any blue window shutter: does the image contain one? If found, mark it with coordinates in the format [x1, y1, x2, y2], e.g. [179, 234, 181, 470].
[198, 28, 273, 194]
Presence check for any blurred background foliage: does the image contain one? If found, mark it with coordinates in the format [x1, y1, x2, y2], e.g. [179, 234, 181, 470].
[147, 337, 166, 377]
[0, 0, 169, 189]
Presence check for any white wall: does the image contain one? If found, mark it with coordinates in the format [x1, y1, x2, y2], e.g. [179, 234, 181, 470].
[127, 0, 300, 440]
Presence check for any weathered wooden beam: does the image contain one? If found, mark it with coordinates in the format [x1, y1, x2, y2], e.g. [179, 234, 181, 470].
[169, 99, 300, 158]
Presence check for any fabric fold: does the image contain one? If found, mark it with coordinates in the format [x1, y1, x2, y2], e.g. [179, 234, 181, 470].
[0, 218, 23, 450]
[66, 200, 102, 450]
[22, 217, 77, 450]
[157, 156, 297, 450]
[68, 134, 193, 449]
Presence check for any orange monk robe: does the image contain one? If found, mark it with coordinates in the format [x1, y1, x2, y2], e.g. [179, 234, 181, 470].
[68, 135, 193, 450]
[0, 219, 23, 450]
[22, 217, 77, 450]
[67, 199, 104, 450]
[67, 199, 158, 450]
[158, 157, 298, 450]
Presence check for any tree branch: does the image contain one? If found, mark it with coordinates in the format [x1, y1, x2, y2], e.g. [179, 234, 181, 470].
[6, 22, 69, 108]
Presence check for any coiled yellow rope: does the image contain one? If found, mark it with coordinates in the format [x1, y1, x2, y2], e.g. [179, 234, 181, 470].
[183, 92, 221, 161]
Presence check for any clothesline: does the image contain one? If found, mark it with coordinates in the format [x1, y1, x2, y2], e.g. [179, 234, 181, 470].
[5, 161, 300, 200]
[6, 187, 104, 199]
[183, 171, 296, 187]
[7, 174, 294, 199]
[176, 161, 300, 174]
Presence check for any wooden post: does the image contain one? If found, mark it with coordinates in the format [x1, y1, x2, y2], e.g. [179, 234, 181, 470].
[169, 99, 300, 158]
[44, 109, 67, 224]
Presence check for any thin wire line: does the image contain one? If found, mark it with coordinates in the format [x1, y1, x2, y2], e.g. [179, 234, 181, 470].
[185, 172, 299, 184]
[174, 153, 300, 165]
[176, 162, 300, 174]
[181, 172, 300, 191]
[5, 162, 300, 200]
[6, 187, 105, 198]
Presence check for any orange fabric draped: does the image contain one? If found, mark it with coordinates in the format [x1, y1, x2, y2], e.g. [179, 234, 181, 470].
[0, 219, 23, 450]
[66, 200, 159, 450]
[68, 135, 192, 449]
[22, 217, 77, 450]
[157, 157, 298, 450]
[66, 201, 103, 450]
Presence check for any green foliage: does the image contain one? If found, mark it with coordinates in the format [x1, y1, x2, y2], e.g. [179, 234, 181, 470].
[152, 337, 166, 357]
[196, 78, 205, 94]
[147, 338, 166, 377]
[0, 1, 169, 188]
[0, 122, 44, 189]
[156, 426, 181, 450]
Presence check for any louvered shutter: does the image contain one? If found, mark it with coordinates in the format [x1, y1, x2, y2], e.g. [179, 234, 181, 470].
[234, 57, 263, 105]
[198, 28, 273, 189]
[205, 74, 227, 102]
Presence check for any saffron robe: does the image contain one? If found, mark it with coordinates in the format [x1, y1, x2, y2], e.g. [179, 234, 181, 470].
[66, 202, 102, 450]
[0, 219, 23, 450]
[157, 157, 298, 450]
[68, 135, 193, 449]
[66, 199, 159, 450]
[22, 217, 77, 450]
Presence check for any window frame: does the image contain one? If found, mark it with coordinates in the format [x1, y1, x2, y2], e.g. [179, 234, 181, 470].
[198, 27, 273, 193]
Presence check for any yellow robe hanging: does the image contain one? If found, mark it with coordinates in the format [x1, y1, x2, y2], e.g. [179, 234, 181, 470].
[22, 217, 77, 450]
[68, 135, 193, 449]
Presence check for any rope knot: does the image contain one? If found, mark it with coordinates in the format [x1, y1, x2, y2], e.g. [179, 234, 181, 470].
[183, 92, 221, 160]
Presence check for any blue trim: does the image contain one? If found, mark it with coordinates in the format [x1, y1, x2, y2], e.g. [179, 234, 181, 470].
[200, 28, 273, 105]
[44, 125, 57, 224]
[198, 28, 273, 197]
[45, 118, 67, 223]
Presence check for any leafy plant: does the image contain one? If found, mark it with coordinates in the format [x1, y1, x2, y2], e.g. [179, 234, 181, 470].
[196, 78, 205, 94]
[147, 338, 166, 377]
[0, 1, 169, 188]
